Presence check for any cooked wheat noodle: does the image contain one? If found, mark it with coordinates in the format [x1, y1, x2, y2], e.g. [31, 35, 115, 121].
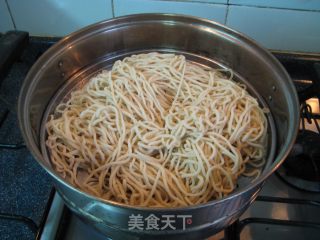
[46, 52, 267, 207]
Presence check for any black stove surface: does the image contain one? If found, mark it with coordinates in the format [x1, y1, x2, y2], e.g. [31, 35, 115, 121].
[273, 51, 320, 102]
[272, 51, 320, 192]
[0, 36, 54, 240]
[0, 36, 320, 240]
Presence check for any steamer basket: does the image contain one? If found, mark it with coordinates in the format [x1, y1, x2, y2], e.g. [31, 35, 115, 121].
[18, 14, 299, 240]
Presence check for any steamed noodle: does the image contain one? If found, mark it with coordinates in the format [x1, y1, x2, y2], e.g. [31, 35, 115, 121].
[46, 53, 267, 207]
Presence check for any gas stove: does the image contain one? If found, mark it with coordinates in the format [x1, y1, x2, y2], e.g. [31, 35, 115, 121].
[0, 32, 320, 240]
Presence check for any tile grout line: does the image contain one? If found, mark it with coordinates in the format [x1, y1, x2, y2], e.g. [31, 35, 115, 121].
[152, 0, 227, 5]
[111, 0, 115, 18]
[144, 0, 320, 13]
[5, 0, 17, 30]
[224, 4, 229, 25]
[225, 0, 230, 25]
[229, 3, 320, 13]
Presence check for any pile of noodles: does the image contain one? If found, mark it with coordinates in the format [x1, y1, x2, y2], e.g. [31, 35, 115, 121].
[46, 52, 267, 207]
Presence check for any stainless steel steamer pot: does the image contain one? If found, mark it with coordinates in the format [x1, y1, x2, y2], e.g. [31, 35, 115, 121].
[18, 14, 299, 240]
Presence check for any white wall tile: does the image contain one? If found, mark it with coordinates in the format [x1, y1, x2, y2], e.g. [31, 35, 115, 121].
[226, 6, 320, 52]
[7, 0, 113, 37]
[114, 0, 227, 23]
[0, 0, 14, 32]
[229, 0, 320, 11]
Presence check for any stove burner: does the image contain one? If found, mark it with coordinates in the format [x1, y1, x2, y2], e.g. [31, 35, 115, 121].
[278, 130, 320, 192]
[277, 103, 320, 192]
[286, 130, 320, 179]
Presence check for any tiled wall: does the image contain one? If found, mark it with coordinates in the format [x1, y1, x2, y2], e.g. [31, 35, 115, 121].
[1, 0, 320, 52]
